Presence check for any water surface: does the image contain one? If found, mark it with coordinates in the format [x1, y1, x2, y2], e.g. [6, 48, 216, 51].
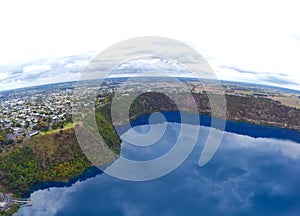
[16, 113, 300, 216]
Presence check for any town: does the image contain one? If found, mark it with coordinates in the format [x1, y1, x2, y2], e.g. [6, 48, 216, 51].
[0, 84, 74, 145]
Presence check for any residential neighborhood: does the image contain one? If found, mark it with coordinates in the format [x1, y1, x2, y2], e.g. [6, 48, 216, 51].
[0, 86, 73, 145]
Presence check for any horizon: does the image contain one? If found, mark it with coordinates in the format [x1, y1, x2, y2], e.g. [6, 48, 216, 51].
[1, 51, 300, 92]
[1, 76, 299, 94]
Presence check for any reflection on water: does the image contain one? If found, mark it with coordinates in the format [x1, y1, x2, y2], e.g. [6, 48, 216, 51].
[17, 123, 300, 216]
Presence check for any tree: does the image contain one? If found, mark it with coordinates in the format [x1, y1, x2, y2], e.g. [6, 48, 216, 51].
[25, 120, 30, 128]
[37, 121, 48, 132]
[52, 122, 59, 130]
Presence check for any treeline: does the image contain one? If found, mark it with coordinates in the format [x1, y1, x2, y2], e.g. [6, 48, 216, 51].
[225, 95, 300, 131]
[96, 104, 121, 154]
[126, 92, 300, 131]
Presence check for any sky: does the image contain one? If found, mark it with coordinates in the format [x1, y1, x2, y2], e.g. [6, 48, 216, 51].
[0, 0, 300, 91]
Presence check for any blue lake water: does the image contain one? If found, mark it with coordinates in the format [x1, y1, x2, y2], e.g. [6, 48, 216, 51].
[16, 113, 300, 216]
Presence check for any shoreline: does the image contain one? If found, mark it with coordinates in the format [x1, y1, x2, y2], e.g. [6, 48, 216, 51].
[118, 111, 300, 143]
[23, 166, 102, 198]
[26, 111, 300, 197]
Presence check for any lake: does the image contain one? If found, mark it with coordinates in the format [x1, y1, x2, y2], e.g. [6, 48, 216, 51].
[16, 112, 300, 216]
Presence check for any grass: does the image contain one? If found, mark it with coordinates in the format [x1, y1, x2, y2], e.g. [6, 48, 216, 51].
[39, 122, 74, 135]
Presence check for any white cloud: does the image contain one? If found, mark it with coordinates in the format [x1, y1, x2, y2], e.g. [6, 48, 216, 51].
[0, 72, 8, 80]
[224, 132, 300, 160]
[64, 61, 88, 69]
[23, 64, 51, 73]
[0, 79, 25, 90]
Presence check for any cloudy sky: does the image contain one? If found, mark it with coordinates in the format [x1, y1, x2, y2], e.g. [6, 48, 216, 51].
[0, 0, 300, 91]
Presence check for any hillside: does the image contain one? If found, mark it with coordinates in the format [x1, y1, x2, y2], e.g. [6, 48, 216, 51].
[0, 128, 91, 197]
[128, 92, 300, 131]
[0, 104, 120, 198]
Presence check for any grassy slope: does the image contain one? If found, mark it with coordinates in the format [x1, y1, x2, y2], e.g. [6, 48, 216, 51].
[39, 122, 74, 135]
[0, 128, 92, 197]
[0, 104, 120, 199]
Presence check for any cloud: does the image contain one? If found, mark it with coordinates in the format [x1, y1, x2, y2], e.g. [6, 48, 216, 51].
[80, 56, 197, 80]
[0, 71, 8, 80]
[262, 75, 299, 85]
[289, 34, 300, 41]
[23, 64, 51, 73]
[0, 52, 299, 91]
[220, 65, 288, 77]
[217, 65, 300, 90]
[110, 57, 189, 76]
[0, 54, 93, 91]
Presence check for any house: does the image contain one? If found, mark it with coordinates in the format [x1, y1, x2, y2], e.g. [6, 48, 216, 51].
[0, 201, 7, 208]
[27, 130, 40, 137]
